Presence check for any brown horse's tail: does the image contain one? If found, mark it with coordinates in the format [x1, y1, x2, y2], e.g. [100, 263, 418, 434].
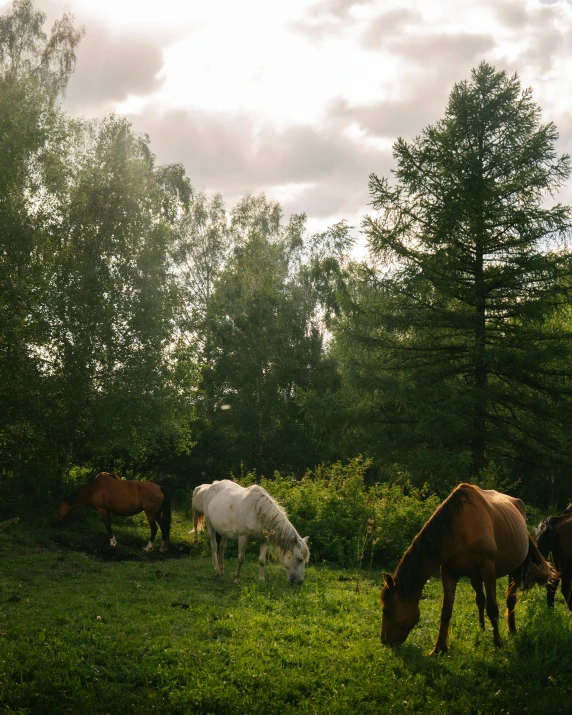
[519, 533, 556, 590]
[158, 486, 172, 545]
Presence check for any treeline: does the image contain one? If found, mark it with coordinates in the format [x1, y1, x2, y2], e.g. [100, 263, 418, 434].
[2, 0, 572, 509]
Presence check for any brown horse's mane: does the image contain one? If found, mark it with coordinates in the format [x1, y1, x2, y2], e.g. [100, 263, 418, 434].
[535, 517, 555, 559]
[394, 483, 473, 597]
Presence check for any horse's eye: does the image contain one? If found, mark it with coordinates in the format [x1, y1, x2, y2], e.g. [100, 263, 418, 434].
[297, 556, 303, 563]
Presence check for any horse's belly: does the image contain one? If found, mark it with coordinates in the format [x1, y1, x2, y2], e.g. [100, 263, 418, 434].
[494, 542, 528, 577]
[106, 504, 143, 517]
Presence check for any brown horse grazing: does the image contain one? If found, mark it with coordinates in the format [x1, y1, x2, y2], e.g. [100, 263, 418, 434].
[380, 483, 553, 654]
[52, 472, 171, 552]
[536, 509, 572, 609]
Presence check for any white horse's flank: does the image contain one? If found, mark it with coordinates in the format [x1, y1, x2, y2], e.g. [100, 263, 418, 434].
[202, 480, 310, 584]
[191, 483, 212, 543]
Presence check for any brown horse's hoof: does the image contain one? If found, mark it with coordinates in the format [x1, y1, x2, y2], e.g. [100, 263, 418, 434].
[429, 646, 449, 656]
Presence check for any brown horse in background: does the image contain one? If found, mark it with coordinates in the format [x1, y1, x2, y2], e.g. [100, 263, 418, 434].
[536, 507, 572, 609]
[52, 472, 171, 552]
[380, 483, 553, 654]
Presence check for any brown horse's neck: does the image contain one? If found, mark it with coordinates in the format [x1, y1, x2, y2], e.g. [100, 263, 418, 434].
[393, 484, 470, 601]
[394, 541, 441, 602]
[66, 482, 96, 510]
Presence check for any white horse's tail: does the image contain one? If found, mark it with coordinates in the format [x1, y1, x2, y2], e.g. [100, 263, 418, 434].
[193, 510, 205, 541]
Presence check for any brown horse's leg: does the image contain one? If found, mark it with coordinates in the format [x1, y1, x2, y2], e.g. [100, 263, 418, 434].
[234, 535, 248, 584]
[470, 577, 486, 629]
[482, 560, 501, 647]
[547, 573, 559, 608]
[97, 508, 117, 547]
[143, 512, 158, 553]
[430, 568, 458, 655]
[258, 541, 269, 582]
[561, 565, 572, 610]
[506, 571, 521, 634]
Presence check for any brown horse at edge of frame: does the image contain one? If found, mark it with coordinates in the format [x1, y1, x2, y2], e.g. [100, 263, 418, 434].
[380, 483, 554, 655]
[536, 505, 572, 610]
[52, 472, 171, 552]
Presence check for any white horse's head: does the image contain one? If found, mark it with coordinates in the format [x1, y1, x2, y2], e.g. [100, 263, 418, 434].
[279, 535, 310, 584]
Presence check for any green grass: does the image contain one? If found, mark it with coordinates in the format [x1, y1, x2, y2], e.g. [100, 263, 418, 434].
[1, 513, 572, 714]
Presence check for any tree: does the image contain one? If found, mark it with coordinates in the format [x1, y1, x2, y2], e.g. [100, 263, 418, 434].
[353, 62, 572, 494]
[189, 194, 342, 479]
[50, 116, 194, 480]
[0, 0, 83, 500]
[0, 1, 196, 503]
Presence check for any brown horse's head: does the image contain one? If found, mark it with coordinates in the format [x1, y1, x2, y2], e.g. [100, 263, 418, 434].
[380, 572, 420, 645]
[51, 501, 71, 523]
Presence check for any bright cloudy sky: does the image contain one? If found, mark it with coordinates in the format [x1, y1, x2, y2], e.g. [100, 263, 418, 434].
[4, 0, 572, 233]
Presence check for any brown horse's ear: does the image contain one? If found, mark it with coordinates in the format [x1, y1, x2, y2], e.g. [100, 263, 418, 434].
[382, 572, 395, 590]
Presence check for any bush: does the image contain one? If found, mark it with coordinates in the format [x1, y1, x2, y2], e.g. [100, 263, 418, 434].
[239, 457, 441, 569]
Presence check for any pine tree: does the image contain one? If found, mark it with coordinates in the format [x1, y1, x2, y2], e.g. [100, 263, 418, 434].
[358, 62, 572, 490]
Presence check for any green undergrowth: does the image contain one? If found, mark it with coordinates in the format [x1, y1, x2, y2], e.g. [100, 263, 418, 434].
[1, 516, 572, 714]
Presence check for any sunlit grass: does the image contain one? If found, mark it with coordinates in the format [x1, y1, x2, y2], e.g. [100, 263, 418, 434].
[1, 516, 572, 714]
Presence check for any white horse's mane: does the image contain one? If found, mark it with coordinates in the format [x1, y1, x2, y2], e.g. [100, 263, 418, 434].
[253, 487, 300, 556]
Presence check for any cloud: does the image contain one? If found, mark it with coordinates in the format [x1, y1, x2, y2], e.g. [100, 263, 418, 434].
[126, 107, 393, 220]
[360, 8, 421, 50]
[63, 25, 165, 114]
[17, 0, 170, 115]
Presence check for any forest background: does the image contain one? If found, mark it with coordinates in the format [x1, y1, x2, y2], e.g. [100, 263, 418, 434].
[3, 0, 572, 517]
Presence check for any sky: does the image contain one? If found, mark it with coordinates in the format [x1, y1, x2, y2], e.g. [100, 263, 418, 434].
[4, 0, 572, 235]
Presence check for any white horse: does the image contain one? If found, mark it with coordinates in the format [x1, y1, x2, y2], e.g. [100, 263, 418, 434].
[191, 483, 215, 543]
[202, 479, 310, 584]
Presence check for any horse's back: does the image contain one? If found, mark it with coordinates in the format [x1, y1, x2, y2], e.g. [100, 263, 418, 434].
[446, 484, 529, 576]
[467, 485, 529, 574]
[92, 474, 163, 515]
[203, 480, 268, 538]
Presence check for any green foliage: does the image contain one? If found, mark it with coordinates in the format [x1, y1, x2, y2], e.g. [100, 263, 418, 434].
[239, 458, 441, 567]
[0, 1, 197, 505]
[191, 194, 343, 481]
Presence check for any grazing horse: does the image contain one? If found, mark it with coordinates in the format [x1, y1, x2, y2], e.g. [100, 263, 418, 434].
[380, 483, 553, 654]
[191, 482, 216, 543]
[536, 509, 572, 609]
[202, 480, 309, 584]
[52, 472, 171, 552]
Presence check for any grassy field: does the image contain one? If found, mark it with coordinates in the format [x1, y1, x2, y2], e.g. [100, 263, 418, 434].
[1, 510, 572, 714]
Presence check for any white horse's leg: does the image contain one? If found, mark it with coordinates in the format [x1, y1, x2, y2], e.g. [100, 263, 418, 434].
[234, 535, 248, 584]
[258, 541, 269, 581]
[217, 535, 227, 576]
[206, 520, 222, 576]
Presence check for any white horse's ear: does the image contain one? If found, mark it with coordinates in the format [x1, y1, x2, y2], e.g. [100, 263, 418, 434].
[302, 536, 309, 544]
[383, 572, 395, 590]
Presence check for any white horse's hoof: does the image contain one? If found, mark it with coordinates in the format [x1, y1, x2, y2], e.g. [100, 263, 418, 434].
[110, 537, 117, 547]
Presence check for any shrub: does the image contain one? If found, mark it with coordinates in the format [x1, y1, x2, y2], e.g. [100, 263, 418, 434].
[239, 457, 441, 568]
